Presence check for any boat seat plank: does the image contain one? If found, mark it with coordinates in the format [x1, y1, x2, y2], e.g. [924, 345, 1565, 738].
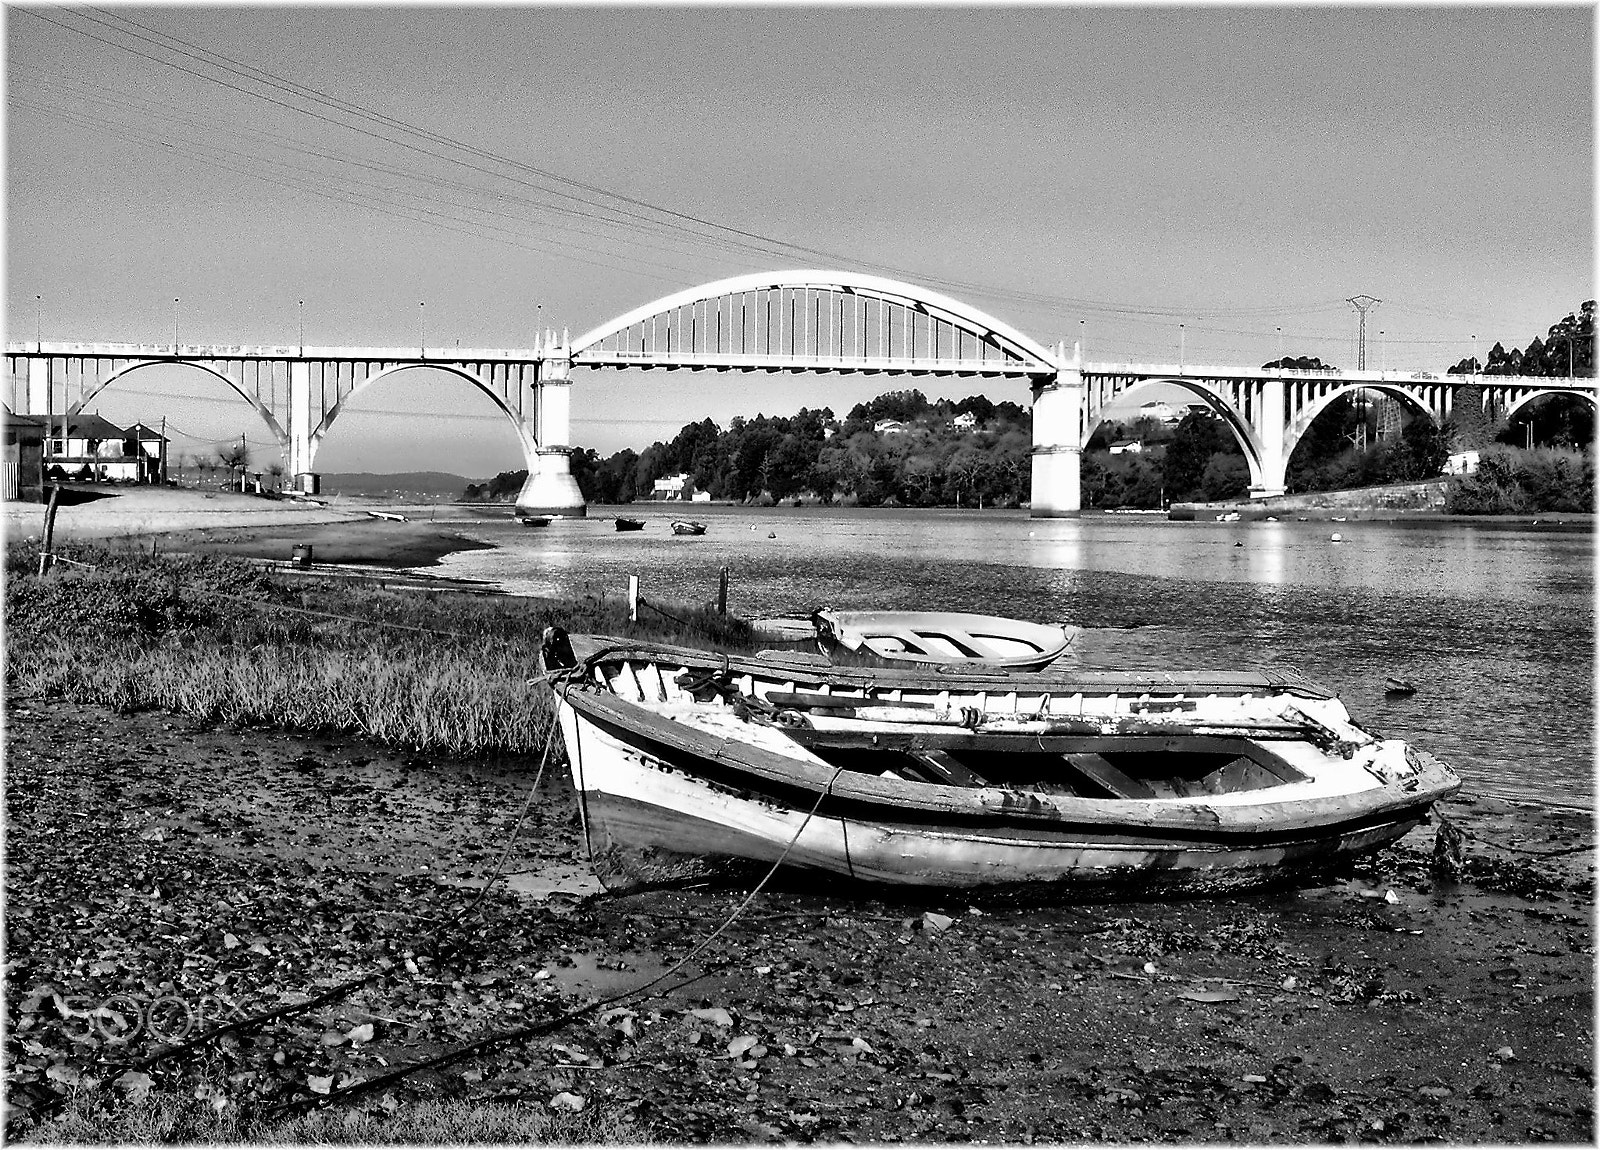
[910, 750, 987, 788]
[1060, 753, 1157, 799]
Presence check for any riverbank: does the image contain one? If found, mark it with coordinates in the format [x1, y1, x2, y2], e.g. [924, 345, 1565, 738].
[4, 486, 500, 570]
[6, 696, 1592, 1143]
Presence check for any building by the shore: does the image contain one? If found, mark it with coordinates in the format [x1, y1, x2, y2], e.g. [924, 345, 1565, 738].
[3, 410, 170, 499]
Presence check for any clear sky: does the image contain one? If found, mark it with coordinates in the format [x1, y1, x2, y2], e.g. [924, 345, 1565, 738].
[6, 4, 1594, 478]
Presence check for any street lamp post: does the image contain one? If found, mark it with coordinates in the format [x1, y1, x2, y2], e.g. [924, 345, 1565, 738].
[419, 302, 426, 357]
[173, 298, 180, 351]
[1179, 323, 1185, 372]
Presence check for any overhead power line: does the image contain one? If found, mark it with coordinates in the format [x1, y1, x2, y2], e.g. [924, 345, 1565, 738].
[19, 3, 1348, 326]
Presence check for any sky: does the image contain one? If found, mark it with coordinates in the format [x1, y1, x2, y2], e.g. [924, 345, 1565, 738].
[5, 4, 1594, 478]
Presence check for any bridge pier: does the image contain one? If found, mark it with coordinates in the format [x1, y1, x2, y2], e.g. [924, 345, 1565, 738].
[514, 355, 586, 517]
[1029, 351, 1082, 517]
[1248, 376, 1288, 499]
[287, 361, 320, 494]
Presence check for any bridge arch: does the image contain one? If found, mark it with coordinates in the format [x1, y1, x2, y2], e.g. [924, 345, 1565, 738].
[70, 358, 287, 443]
[309, 363, 537, 465]
[1503, 386, 1599, 423]
[571, 269, 1060, 375]
[1088, 377, 1269, 488]
[1282, 382, 1439, 466]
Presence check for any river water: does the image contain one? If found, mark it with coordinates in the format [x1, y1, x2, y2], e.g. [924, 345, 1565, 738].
[419, 506, 1595, 809]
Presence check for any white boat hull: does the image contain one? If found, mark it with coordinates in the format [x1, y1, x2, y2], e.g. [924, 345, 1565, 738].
[556, 694, 1440, 895]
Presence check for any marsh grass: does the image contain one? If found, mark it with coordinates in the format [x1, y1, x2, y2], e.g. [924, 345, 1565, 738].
[5, 541, 753, 755]
[26, 1085, 640, 1145]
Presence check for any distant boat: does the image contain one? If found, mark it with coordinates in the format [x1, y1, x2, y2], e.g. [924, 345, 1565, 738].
[671, 520, 707, 536]
[520, 515, 551, 527]
[1384, 677, 1418, 697]
[614, 517, 645, 532]
[365, 510, 409, 522]
[813, 609, 1077, 671]
[1215, 511, 1241, 522]
[1331, 516, 1348, 522]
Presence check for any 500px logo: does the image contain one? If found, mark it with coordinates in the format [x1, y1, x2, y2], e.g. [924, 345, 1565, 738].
[51, 993, 245, 1044]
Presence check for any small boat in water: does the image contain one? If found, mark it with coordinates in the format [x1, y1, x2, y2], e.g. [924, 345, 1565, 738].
[537, 632, 1460, 895]
[614, 517, 645, 532]
[1384, 677, 1418, 697]
[813, 609, 1075, 671]
[671, 520, 707, 536]
[520, 515, 551, 527]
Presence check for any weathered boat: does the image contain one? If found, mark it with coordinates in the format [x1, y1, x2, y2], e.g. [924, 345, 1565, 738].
[671, 520, 707, 536]
[1384, 677, 1418, 697]
[813, 609, 1076, 670]
[537, 632, 1460, 895]
[520, 515, 551, 527]
[614, 517, 645, 532]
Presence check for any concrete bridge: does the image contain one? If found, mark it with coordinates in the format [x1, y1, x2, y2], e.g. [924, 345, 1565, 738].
[7, 269, 1595, 516]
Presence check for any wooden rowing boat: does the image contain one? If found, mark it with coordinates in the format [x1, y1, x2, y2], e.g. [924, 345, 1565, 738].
[813, 609, 1076, 670]
[671, 520, 707, 536]
[537, 631, 1461, 896]
[614, 517, 645, 531]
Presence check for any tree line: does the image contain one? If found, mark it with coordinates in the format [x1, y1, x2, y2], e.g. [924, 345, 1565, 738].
[466, 391, 1035, 508]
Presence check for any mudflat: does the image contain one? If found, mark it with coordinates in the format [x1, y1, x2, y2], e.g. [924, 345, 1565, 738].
[6, 697, 1592, 1142]
[5, 486, 496, 568]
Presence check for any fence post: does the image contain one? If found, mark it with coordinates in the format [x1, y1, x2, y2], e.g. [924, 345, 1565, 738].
[37, 484, 61, 576]
[628, 575, 639, 622]
[717, 567, 729, 615]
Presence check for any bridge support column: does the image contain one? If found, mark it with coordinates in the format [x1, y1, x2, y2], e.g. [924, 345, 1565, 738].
[1249, 377, 1287, 499]
[515, 356, 587, 517]
[287, 361, 319, 494]
[1029, 353, 1082, 517]
[27, 358, 50, 422]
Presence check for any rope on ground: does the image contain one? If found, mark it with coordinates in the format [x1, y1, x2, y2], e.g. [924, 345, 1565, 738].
[1436, 811, 1593, 860]
[637, 594, 713, 632]
[273, 762, 847, 1119]
[95, 708, 563, 1083]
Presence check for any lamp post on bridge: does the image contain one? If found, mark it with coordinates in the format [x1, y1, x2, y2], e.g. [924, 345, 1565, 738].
[1179, 323, 1185, 372]
[35, 295, 41, 352]
[173, 298, 180, 353]
[419, 302, 426, 358]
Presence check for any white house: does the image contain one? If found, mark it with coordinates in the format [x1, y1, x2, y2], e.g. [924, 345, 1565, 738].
[873, 419, 908, 435]
[652, 472, 692, 500]
[952, 412, 978, 430]
[1108, 440, 1143, 455]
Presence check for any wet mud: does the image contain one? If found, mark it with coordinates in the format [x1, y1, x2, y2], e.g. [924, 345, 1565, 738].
[5, 698, 1593, 1142]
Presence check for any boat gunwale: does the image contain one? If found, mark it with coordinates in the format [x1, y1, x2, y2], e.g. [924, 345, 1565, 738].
[564, 634, 1338, 699]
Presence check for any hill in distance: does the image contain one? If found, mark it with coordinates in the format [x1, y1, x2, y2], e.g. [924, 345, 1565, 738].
[319, 471, 475, 498]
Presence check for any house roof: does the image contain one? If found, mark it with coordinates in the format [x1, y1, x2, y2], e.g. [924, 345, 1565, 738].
[63, 413, 127, 438]
[124, 422, 168, 440]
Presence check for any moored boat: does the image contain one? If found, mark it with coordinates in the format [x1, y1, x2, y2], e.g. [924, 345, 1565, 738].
[813, 609, 1076, 670]
[614, 517, 645, 531]
[537, 632, 1460, 896]
[671, 520, 707, 535]
[520, 515, 551, 527]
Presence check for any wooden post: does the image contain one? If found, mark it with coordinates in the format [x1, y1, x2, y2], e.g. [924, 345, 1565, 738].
[37, 484, 60, 576]
[628, 575, 639, 622]
[717, 566, 729, 615]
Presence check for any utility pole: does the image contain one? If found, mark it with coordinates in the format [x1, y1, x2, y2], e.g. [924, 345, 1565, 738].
[1346, 295, 1380, 370]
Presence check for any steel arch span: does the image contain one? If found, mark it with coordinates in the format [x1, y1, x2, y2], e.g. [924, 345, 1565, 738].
[571, 269, 1061, 378]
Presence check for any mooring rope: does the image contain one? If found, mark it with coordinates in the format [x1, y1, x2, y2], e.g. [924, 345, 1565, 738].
[275, 762, 847, 1118]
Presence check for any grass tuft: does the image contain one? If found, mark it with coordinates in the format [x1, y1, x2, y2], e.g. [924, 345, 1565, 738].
[5, 540, 754, 756]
